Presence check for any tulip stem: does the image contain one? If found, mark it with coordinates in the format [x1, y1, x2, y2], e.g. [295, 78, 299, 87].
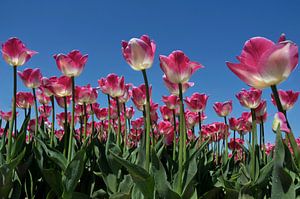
[116, 97, 121, 147]
[50, 96, 55, 147]
[198, 112, 202, 144]
[224, 116, 228, 163]
[107, 95, 111, 134]
[63, 97, 68, 157]
[7, 66, 17, 162]
[123, 104, 127, 151]
[172, 109, 176, 161]
[177, 83, 184, 194]
[271, 85, 300, 168]
[67, 77, 75, 162]
[32, 88, 39, 137]
[83, 103, 87, 140]
[141, 69, 151, 171]
[250, 108, 257, 180]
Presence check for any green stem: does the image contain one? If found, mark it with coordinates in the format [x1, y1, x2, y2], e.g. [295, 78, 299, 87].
[250, 108, 257, 179]
[198, 112, 202, 144]
[172, 109, 177, 161]
[177, 83, 185, 194]
[7, 65, 17, 162]
[116, 97, 121, 147]
[224, 116, 228, 163]
[83, 103, 87, 139]
[123, 103, 127, 151]
[63, 96, 68, 157]
[32, 88, 39, 136]
[67, 77, 75, 162]
[107, 95, 111, 133]
[142, 69, 151, 171]
[50, 96, 55, 147]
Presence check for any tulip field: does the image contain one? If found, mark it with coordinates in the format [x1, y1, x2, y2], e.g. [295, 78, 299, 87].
[0, 34, 299, 199]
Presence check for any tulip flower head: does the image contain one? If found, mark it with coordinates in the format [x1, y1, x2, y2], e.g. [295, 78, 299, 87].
[236, 88, 262, 109]
[272, 112, 290, 133]
[159, 50, 203, 84]
[1, 37, 37, 66]
[163, 75, 194, 95]
[75, 84, 98, 105]
[184, 92, 209, 113]
[271, 90, 300, 111]
[16, 92, 34, 109]
[162, 94, 180, 110]
[122, 35, 156, 71]
[18, 68, 42, 88]
[226, 34, 298, 89]
[98, 74, 125, 98]
[53, 50, 88, 77]
[50, 76, 72, 97]
[213, 101, 233, 117]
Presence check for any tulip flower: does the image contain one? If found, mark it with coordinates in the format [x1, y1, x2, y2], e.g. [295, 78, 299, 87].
[272, 112, 290, 133]
[162, 94, 180, 110]
[163, 75, 194, 95]
[36, 89, 51, 104]
[16, 92, 34, 109]
[121, 35, 156, 71]
[119, 84, 132, 104]
[226, 34, 298, 89]
[98, 74, 125, 98]
[236, 88, 262, 109]
[184, 93, 209, 113]
[125, 106, 135, 119]
[40, 77, 56, 97]
[159, 50, 203, 84]
[55, 96, 71, 108]
[1, 37, 37, 67]
[265, 143, 275, 156]
[213, 101, 232, 117]
[53, 50, 88, 77]
[0, 111, 18, 121]
[18, 68, 42, 89]
[185, 110, 199, 129]
[158, 121, 174, 146]
[228, 138, 245, 151]
[75, 84, 98, 105]
[55, 129, 65, 141]
[38, 105, 52, 118]
[131, 117, 144, 129]
[160, 105, 173, 121]
[94, 108, 108, 121]
[50, 76, 72, 97]
[131, 84, 151, 111]
[271, 90, 300, 111]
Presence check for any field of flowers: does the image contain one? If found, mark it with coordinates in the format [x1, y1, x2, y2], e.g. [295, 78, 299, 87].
[0, 34, 299, 199]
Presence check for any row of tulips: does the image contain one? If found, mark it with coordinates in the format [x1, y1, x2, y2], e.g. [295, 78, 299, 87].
[0, 33, 299, 198]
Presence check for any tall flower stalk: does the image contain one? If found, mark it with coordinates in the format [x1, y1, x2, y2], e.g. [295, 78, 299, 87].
[68, 77, 75, 162]
[32, 88, 39, 136]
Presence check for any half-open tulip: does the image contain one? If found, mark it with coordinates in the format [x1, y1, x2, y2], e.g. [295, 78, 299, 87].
[1, 37, 37, 66]
[36, 89, 51, 104]
[16, 92, 34, 109]
[184, 92, 208, 113]
[226, 34, 298, 89]
[213, 101, 232, 117]
[131, 84, 151, 111]
[18, 68, 42, 88]
[50, 76, 72, 97]
[75, 84, 98, 105]
[159, 50, 203, 84]
[163, 75, 194, 95]
[98, 74, 125, 98]
[162, 94, 180, 110]
[122, 35, 156, 71]
[0, 110, 18, 121]
[272, 112, 290, 133]
[158, 121, 174, 146]
[236, 88, 262, 109]
[125, 106, 135, 119]
[271, 90, 300, 110]
[53, 50, 88, 77]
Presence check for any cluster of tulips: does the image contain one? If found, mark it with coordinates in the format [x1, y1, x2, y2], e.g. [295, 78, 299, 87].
[0, 33, 299, 199]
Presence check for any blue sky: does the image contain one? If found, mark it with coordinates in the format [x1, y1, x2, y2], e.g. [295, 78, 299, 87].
[0, 0, 300, 142]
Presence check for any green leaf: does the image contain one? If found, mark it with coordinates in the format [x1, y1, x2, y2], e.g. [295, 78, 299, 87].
[109, 192, 131, 199]
[110, 151, 154, 199]
[42, 169, 63, 196]
[271, 127, 295, 198]
[62, 148, 86, 195]
[118, 175, 133, 193]
[151, 149, 181, 199]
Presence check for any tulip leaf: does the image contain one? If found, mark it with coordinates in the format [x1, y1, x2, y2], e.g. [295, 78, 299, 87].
[110, 151, 154, 199]
[151, 149, 181, 199]
[271, 127, 295, 198]
[42, 168, 63, 196]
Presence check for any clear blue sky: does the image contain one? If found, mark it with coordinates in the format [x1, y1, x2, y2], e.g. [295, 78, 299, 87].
[0, 0, 299, 143]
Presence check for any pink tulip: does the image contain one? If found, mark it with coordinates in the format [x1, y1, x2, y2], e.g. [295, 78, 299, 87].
[163, 75, 194, 95]
[184, 92, 208, 113]
[131, 84, 151, 111]
[36, 89, 51, 104]
[271, 90, 300, 111]
[119, 84, 132, 104]
[0, 110, 18, 121]
[1, 37, 37, 66]
[185, 110, 199, 129]
[55, 129, 65, 141]
[255, 100, 267, 123]
[159, 50, 203, 84]
[125, 106, 135, 119]
[38, 105, 52, 118]
[265, 143, 275, 155]
[236, 88, 262, 109]
[160, 105, 173, 121]
[53, 50, 88, 77]
[272, 112, 290, 133]
[228, 138, 245, 150]
[162, 94, 180, 110]
[158, 121, 174, 146]
[226, 34, 298, 89]
[16, 92, 34, 109]
[131, 117, 144, 129]
[213, 101, 232, 117]
[201, 122, 227, 142]
[229, 117, 238, 131]
[18, 68, 42, 88]
[75, 84, 98, 105]
[50, 76, 72, 97]
[55, 96, 71, 108]
[40, 76, 56, 97]
[122, 35, 156, 71]
[56, 112, 78, 128]
[98, 74, 125, 98]
[94, 108, 108, 121]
